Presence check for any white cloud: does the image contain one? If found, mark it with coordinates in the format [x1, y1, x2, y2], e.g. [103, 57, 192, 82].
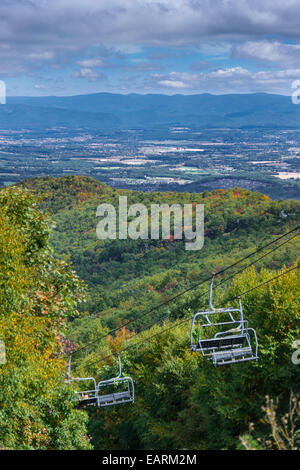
[233, 41, 300, 65]
[2, 1, 300, 63]
[26, 51, 54, 60]
[76, 58, 104, 68]
[2, 1, 300, 94]
[158, 79, 186, 88]
[72, 68, 106, 81]
[34, 83, 49, 90]
[151, 67, 300, 94]
[210, 67, 251, 77]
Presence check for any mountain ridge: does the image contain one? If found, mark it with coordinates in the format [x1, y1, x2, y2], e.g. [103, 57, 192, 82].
[3, 92, 300, 130]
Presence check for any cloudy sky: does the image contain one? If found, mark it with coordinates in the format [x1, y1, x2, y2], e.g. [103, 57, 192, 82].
[2, 0, 300, 96]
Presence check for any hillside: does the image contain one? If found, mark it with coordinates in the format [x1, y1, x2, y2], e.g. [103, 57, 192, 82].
[5, 92, 300, 129]
[0, 185, 91, 449]
[22, 176, 300, 331]
[1, 176, 298, 450]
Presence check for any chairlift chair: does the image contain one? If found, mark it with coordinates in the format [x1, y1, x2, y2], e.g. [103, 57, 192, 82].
[190, 275, 258, 366]
[68, 354, 134, 408]
[97, 354, 135, 407]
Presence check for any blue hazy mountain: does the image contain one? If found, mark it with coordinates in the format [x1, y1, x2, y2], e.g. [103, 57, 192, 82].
[2, 92, 300, 129]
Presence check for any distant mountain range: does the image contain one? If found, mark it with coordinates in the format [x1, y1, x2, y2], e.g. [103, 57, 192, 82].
[2, 92, 300, 130]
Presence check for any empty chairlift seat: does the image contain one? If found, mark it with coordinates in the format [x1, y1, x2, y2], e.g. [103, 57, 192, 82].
[97, 376, 135, 407]
[97, 356, 135, 407]
[190, 275, 258, 367]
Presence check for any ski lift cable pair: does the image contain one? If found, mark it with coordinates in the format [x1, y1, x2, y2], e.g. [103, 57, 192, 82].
[126, 232, 299, 353]
[227, 264, 299, 300]
[72, 228, 299, 371]
[69, 261, 298, 408]
[73, 262, 299, 373]
[69, 225, 299, 361]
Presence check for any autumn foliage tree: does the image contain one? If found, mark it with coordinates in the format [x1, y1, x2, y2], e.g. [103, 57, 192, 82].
[0, 187, 91, 449]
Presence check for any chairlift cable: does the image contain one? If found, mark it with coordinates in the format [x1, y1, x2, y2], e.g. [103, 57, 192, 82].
[72, 232, 299, 369]
[69, 225, 299, 358]
[73, 264, 299, 373]
[230, 264, 299, 300]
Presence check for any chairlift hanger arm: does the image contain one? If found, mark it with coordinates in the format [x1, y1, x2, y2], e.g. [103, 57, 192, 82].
[209, 274, 216, 311]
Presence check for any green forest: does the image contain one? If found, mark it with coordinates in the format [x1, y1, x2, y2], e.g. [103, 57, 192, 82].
[0, 175, 299, 450]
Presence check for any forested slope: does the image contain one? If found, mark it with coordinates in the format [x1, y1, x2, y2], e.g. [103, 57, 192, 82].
[17, 175, 299, 450]
[22, 176, 299, 330]
[0, 186, 91, 449]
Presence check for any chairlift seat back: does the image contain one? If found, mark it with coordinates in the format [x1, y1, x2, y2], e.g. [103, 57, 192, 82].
[198, 334, 246, 351]
[97, 390, 132, 407]
[97, 376, 134, 407]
